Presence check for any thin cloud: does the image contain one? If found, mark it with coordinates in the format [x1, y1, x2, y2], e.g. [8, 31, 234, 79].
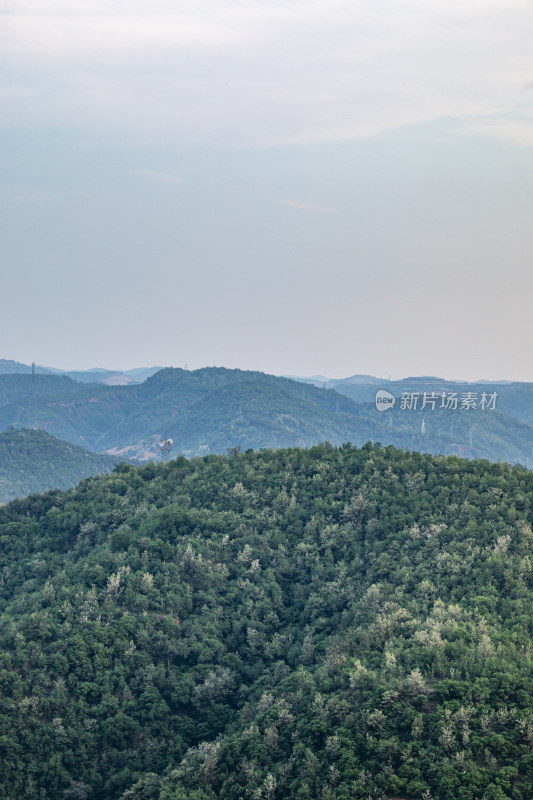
[279, 199, 337, 213]
[129, 169, 184, 184]
[3, 1, 533, 148]
[465, 108, 533, 147]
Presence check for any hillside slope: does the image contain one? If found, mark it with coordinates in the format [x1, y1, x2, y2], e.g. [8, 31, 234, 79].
[1, 367, 533, 467]
[328, 375, 533, 427]
[0, 444, 531, 799]
[0, 428, 121, 503]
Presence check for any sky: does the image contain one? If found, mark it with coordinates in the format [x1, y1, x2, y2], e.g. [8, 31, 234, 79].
[2, 0, 533, 381]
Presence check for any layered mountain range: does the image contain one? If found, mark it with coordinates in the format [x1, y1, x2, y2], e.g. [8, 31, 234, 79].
[0, 366, 532, 469]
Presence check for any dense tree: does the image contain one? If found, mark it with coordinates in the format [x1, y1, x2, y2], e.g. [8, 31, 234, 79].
[0, 444, 531, 798]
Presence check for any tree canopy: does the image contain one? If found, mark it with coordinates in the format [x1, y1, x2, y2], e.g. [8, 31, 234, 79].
[0, 443, 531, 799]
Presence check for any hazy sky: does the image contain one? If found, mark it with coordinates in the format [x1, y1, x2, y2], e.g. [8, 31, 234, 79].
[2, 1, 533, 380]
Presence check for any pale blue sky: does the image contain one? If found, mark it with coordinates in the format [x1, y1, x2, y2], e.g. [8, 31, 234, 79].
[2, 1, 533, 380]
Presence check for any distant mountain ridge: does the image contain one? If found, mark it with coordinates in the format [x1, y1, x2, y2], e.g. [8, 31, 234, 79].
[0, 359, 44, 374]
[322, 375, 533, 427]
[0, 366, 532, 468]
[0, 359, 162, 386]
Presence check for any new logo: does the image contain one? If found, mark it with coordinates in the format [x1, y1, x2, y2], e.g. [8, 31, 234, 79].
[375, 390, 396, 412]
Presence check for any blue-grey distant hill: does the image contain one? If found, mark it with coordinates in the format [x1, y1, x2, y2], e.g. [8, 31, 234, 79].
[0, 360, 162, 386]
[0, 366, 532, 468]
[317, 374, 533, 427]
[0, 359, 53, 375]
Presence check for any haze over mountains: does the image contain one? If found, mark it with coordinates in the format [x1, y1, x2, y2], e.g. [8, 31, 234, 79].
[0, 359, 162, 387]
[291, 373, 533, 424]
[0, 360, 532, 471]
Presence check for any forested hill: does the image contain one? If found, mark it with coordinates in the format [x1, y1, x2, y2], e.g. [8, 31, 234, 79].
[0, 444, 532, 799]
[1, 367, 533, 468]
[0, 428, 120, 504]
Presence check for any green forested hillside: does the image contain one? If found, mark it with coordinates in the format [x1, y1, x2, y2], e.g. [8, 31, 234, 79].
[0, 444, 532, 799]
[0, 428, 120, 504]
[1, 367, 533, 468]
